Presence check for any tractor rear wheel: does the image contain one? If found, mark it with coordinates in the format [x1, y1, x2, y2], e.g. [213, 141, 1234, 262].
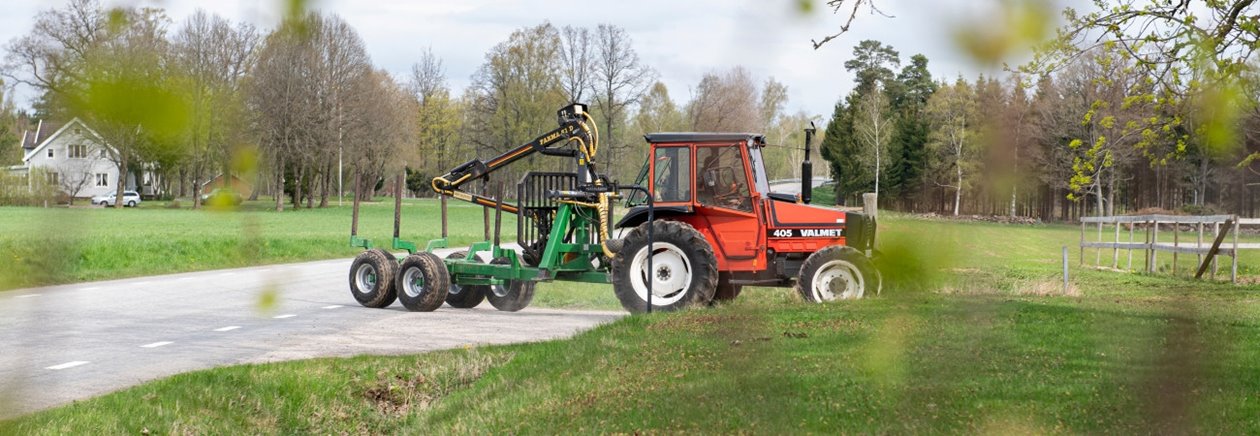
[349, 249, 397, 308]
[396, 252, 450, 312]
[486, 257, 535, 312]
[611, 220, 718, 313]
[444, 251, 488, 308]
[795, 246, 876, 302]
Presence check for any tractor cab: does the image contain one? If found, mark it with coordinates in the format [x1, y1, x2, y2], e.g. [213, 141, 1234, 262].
[618, 132, 876, 289]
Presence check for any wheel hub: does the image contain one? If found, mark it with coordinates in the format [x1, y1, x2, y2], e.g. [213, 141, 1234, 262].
[629, 242, 692, 305]
[355, 264, 377, 293]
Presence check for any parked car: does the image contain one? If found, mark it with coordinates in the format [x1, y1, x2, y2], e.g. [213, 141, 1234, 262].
[92, 191, 142, 207]
[201, 188, 242, 206]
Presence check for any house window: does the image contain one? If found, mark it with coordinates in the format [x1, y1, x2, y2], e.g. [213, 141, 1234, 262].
[47, 172, 59, 185]
[100, 149, 108, 158]
[69, 144, 87, 159]
[47, 148, 54, 158]
[96, 173, 109, 187]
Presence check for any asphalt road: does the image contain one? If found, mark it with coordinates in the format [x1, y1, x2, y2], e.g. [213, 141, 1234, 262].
[0, 253, 623, 419]
[768, 177, 830, 195]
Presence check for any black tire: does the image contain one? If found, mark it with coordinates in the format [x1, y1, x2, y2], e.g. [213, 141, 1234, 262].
[485, 257, 535, 312]
[349, 249, 398, 308]
[611, 220, 718, 313]
[712, 282, 743, 303]
[795, 246, 876, 302]
[396, 252, 450, 312]
[445, 251, 488, 308]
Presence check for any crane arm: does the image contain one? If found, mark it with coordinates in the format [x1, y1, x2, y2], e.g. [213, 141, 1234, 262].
[431, 103, 598, 214]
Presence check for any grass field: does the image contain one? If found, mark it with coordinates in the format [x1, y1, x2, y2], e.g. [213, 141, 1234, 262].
[0, 199, 522, 290]
[4, 217, 1259, 433]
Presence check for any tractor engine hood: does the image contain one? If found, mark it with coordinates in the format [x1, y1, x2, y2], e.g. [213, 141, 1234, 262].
[767, 201, 876, 252]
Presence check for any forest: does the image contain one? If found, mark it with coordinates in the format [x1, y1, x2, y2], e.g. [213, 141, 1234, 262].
[2, 0, 1258, 222]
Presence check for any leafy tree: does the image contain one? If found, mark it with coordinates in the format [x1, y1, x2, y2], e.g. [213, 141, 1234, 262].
[925, 77, 978, 216]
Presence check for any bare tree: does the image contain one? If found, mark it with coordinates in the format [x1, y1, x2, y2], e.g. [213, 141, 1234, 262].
[591, 24, 655, 181]
[811, 0, 892, 49]
[172, 10, 258, 208]
[925, 77, 977, 216]
[558, 26, 594, 103]
[687, 67, 759, 132]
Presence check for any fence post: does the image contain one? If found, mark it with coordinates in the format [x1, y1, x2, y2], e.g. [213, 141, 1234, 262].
[1113, 220, 1120, 269]
[1232, 217, 1239, 284]
[1152, 220, 1160, 273]
[1173, 221, 1180, 276]
[1096, 220, 1103, 266]
[1127, 222, 1134, 271]
[1197, 221, 1204, 269]
[1080, 220, 1086, 267]
[1212, 222, 1220, 279]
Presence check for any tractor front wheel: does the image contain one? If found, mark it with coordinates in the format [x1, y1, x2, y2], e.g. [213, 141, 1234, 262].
[396, 252, 450, 312]
[795, 246, 877, 302]
[445, 251, 488, 308]
[611, 220, 718, 313]
[349, 249, 398, 308]
[486, 257, 535, 312]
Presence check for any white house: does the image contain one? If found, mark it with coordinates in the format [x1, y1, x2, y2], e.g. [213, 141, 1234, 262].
[20, 118, 140, 199]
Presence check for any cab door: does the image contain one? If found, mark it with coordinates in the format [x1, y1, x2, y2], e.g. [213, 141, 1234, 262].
[694, 142, 763, 266]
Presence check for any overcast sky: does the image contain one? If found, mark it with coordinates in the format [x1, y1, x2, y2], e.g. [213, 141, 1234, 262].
[0, 0, 1073, 120]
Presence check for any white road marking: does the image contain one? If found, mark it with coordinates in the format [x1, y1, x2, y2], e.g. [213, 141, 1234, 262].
[15, 294, 40, 299]
[213, 326, 241, 332]
[140, 341, 173, 348]
[321, 305, 343, 309]
[47, 361, 89, 370]
[273, 314, 297, 319]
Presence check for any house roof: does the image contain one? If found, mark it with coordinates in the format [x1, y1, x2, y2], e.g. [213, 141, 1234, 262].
[22, 118, 112, 164]
[21, 120, 62, 151]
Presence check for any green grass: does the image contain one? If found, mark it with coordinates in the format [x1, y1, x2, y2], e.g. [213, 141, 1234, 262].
[0, 198, 521, 290]
[5, 217, 1260, 433]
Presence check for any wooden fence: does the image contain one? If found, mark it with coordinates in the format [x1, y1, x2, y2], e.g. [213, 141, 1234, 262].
[1079, 214, 1260, 283]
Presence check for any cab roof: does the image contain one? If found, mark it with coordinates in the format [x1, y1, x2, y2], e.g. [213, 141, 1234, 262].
[644, 133, 765, 144]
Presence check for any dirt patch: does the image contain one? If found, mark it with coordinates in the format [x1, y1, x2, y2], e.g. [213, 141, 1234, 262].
[361, 351, 507, 416]
[1015, 278, 1081, 297]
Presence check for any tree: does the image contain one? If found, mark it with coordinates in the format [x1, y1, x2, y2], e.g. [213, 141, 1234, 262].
[687, 67, 759, 132]
[171, 10, 258, 209]
[409, 48, 464, 193]
[5, 1, 192, 208]
[811, 0, 891, 49]
[558, 25, 594, 103]
[853, 87, 894, 196]
[925, 77, 978, 216]
[591, 24, 655, 181]
[885, 54, 935, 207]
[465, 24, 567, 187]
[0, 81, 20, 166]
[844, 40, 899, 94]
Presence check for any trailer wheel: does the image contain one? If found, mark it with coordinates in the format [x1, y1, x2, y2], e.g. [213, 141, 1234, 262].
[795, 246, 876, 302]
[486, 257, 535, 312]
[444, 251, 488, 308]
[712, 283, 743, 303]
[349, 249, 397, 308]
[611, 220, 718, 313]
[396, 252, 450, 312]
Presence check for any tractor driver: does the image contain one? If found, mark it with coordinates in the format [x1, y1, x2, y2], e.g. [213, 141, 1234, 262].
[698, 146, 751, 211]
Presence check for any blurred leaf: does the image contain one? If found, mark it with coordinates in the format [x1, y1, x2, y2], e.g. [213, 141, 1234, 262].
[953, 0, 1054, 65]
[795, 0, 815, 15]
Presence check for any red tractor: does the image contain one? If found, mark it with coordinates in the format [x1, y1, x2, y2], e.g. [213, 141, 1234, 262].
[347, 104, 878, 314]
[607, 130, 880, 312]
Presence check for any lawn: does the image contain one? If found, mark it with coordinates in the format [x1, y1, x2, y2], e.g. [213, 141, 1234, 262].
[0, 198, 523, 291]
[4, 217, 1259, 433]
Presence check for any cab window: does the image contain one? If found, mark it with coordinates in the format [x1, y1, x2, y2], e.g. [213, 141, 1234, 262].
[696, 145, 751, 211]
[653, 146, 691, 202]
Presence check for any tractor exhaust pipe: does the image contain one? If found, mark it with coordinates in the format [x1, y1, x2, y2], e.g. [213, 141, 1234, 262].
[802, 122, 816, 205]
